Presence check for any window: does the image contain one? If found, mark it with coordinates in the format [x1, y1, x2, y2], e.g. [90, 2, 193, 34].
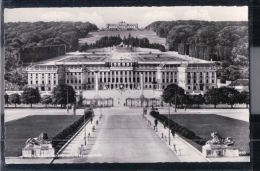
[54, 81, 56, 85]
[188, 79, 191, 84]
[212, 80, 215, 83]
[188, 86, 191, 90]
[36, 81, 38, 84]
[193, 86, 196, 90]
[79, 80, 81, 84]
[71, 80, 73, 83]
[31, 81, 33, 84]
[67, 80, 69, 83]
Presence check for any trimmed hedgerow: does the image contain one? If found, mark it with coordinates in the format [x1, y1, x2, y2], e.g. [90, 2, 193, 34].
[150, 110, 206, 145]
[52, 109, 93, 153]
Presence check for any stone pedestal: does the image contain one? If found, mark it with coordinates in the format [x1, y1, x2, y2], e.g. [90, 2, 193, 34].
[202, 144, 239, 158]
[22, 133, 55, 158]
[22, 143, 55, 158]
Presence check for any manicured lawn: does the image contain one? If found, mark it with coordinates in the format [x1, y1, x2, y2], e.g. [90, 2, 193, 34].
[5, 115, 81, 157]
[163, 114, 250, 153]
[79, 30, 166, 45]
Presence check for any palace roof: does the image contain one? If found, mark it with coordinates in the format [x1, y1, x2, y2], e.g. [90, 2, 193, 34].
[35, 46, 214, 66]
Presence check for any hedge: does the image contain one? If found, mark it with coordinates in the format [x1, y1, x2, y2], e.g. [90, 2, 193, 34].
[150, 110, 206, 146]
[52, 108, 93, 153]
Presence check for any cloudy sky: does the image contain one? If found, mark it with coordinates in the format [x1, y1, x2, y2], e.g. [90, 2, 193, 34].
[4, 6, 248, 28]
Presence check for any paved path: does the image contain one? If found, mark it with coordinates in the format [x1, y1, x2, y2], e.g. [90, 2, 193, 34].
[62, 107, 179, 163]
[145, 109, 209, 162]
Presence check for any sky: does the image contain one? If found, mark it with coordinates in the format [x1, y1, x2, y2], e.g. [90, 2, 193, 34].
[4, 6, 248, 28]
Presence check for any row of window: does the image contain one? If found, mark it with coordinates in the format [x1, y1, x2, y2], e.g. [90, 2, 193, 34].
[187, 85, 215, 91]
[187, 79, 215, 84]
[30, 80, 56, 85]
[111, 62, 133, 67]
[187, 72, 215, 77]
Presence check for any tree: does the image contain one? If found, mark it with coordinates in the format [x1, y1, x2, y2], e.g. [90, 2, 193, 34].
[192, 94, 205, 108]
[41, 95, 52, 108]
[4, 93, 9, 107]
[204, 88, 221, 108]
[52, 84, 76, 108]
[21, 87, 41, 108]
[77, 92, 83, 107]
[219, 87, 240, 108]
[9, 93, 21, 108]
[238, 91, 249, 108]
[181, 94, 192, 110]
[220, 65, 241, 82]
[162, 84, 185, 111]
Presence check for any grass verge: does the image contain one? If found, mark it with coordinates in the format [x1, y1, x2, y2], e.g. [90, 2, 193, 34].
[164, 114, 250, 154]
[5, 115, 81, 157]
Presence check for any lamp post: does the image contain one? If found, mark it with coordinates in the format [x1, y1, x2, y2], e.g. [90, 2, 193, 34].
[66, 86, 69, 113]
[84, 111, 86, 145]
[175, 85, 177, 112]
[168, 101, 171, 146]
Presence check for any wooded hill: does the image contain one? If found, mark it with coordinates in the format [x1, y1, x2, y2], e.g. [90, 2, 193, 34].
[4, 21, 98, 90]
[145, 20, 249, 81]
[5, 21, 98, 52]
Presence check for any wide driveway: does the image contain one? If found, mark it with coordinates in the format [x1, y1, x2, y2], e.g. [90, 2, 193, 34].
[73, 107, 179, 163]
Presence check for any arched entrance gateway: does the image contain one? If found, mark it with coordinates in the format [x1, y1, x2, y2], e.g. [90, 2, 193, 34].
[26, 46, 218, 106]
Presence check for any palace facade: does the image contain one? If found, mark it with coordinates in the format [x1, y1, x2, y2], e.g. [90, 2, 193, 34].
[26, 47, 217, 95]
[106, 21, 138, 30]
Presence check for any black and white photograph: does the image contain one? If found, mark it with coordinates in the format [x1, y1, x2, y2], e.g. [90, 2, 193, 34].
[3, 6, 250, 164]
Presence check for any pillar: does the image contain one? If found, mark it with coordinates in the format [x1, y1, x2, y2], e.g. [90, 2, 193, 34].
[177, 63, 188, 90]
[156, 66, 162, 90]
[140, 73, 144, 95]
[95, 71, 99, 95]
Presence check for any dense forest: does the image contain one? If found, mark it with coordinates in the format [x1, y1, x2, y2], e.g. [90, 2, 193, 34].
[79, 34, 166, 52]
[145, 20, 249, 81]
[4, 21, 98, 89]
[5, 21, 98, 51]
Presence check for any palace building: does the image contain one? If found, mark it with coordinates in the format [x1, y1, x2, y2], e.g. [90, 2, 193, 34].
[106, 21, 138, 30]
[26, 46, 217, 96]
